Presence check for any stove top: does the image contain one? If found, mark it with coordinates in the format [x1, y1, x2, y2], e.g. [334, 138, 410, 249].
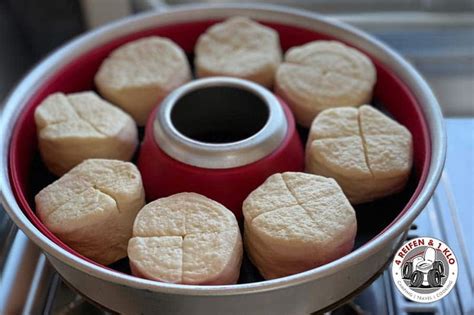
[0, 118, 472, 315]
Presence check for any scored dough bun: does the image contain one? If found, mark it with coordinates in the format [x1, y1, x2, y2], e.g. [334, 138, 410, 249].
[128, 193, 243, 285]
[35, 91, 138, 176]
[275, 40, 376, 127]
[195, 17, 282, 87]
[35, 159, 145, 265]
[243, 172, 357, 279]
[95, 36, 192, 125]
[305, 105, 413, 204]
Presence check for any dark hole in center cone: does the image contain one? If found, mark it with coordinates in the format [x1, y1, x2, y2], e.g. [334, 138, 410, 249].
[170, 86, 270, 144]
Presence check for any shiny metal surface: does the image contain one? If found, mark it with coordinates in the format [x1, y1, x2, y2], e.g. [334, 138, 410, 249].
[0, 231, 42, 314]
[153, 77, 287, 169]
[0, 4, 446, 314]
[45, 240, 401, 314]
[2, 125, 469, 313]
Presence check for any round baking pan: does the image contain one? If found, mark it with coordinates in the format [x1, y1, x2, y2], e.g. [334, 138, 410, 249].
[0, 4, 445, 314]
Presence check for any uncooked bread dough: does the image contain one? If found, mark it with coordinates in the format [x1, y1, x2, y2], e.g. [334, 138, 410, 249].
[128, 193, 243, 285]
[243, 172, 357, 279]
[35, 91, 138, 176]
[195, 17, 282, 87]
[306, 105, 413, 204]
[35, 159, 145, 265]
[275, 40, 376, 127]
[95, 36, 192, 125]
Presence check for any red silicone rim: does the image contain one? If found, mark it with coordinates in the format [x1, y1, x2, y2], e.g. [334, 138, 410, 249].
[8, 19, 431, 271]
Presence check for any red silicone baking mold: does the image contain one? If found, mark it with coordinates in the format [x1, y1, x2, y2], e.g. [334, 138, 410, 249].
[8, 20, 430, 269]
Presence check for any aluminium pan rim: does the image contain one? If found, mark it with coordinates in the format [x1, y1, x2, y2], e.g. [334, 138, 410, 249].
[0, 3, 446, 296]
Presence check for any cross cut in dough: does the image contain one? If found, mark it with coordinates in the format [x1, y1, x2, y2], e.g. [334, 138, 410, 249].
[275, 40, 376, 127]
[35, 159, 145, 265]
[95, 36, 192, 125]
[195, 17, 282, 87]
[243, 172, 357, 279]
[35, 91, 138, 176]
[306, 105, 413, 204]
[128, 193, 243, 285]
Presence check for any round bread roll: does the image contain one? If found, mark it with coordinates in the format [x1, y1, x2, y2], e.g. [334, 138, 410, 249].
[34, 91, 138, 176]
[95, 36, 192, 125]
[275, 40, 376, 127]
[306, 105, 413, 204]
[195, 17, 282, 87]
[243, 172, 357, 279]
[35, 159, 145, 265]
[128, 193, 243, 285]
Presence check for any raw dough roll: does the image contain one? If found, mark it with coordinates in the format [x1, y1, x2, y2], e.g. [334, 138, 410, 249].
[35, 159, 145, 265]
[275, 40, 376, 127]
[305, 105, 413, 204]
[195, 17, 282, 87]
[243, 172, 357, 279]
[128, 193, 243, 285]
[95, 36, 192, 125]
[35, 91, 138, 176]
